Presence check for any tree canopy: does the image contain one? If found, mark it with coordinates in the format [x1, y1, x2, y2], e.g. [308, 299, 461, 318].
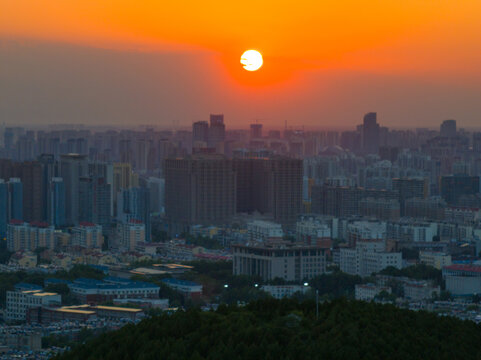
[54, 298, 481, 360]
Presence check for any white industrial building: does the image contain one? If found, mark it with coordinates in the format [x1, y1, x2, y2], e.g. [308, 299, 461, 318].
[443, 264, 481, 296]
[233, 242, 328, 281]
[5, 290, 61, 322]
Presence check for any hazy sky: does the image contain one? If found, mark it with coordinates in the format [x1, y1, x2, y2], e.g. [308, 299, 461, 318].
[1, 1, 481, 129]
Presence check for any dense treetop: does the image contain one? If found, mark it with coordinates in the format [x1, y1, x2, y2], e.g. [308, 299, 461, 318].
[55, 298, 481, 360]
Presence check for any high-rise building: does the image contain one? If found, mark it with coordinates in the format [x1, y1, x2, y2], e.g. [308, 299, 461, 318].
[117, 187, 151, 240]
[18, 161, 43, 222]
[192, 121, 209, 143]
[393, 177, 428, 216]
[440, 119, 457, 137]
[113, 163, 137, 212]
[361, 112, 380, 155]
[440, 175, 479, 206]
[145, 177, 165, 214]
[0, 180, 7, 238]
[233, 157, 303, 227]
[89, 162, 114, 216]
[48, 177, 65, 228]
[79, 177, 111, 234]
[311, 185, 397, 217]
[60, 154, 88, 225]
[165, 155, 236, 232]
[8, 178, 23, 221]
[208, 114, 225, 149]
[37, 154, 56, 222]
[250, 124, 263, 139]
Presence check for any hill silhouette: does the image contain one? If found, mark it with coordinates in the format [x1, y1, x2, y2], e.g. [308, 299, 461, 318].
[55, 298, 481, 360]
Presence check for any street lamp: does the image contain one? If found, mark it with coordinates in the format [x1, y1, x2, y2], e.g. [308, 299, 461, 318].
[303, 282, 309, 287]
[254, 284, 259, 288]
[224, 284, 229, 288]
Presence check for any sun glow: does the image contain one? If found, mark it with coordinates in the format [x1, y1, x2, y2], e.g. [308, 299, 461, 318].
[240, 50, 263, 71]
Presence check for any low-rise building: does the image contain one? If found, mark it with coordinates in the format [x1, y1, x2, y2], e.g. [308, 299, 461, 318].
[161, 278, 203, 298]
[5, 289, 61, 322]
[72, 222, 103, 249]
[443, 264, 481, 296]
[296, 218, 331, 246]
[419, 251, 452, 270]
[7, 221, 55, 252]
[261, 285, 310, 299]
[247, 220, 284, 242]
[340, 240, 402, 277]
[403, 280, 440, 301]
[68, 276, 159, 303]
[233, 242, 328, 281]
[355, 284, 392, 301]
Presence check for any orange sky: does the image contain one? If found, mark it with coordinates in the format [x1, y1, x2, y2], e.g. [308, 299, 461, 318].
[2, 1, 481, 75]
[1, 1, 481, 127]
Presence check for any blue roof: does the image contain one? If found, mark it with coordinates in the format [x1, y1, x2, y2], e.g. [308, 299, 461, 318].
[88, 264, 110, 274]
[161, 278, 200, 287]
[104, 276, 133, 284]
[15, 283, 42, 291]
[45, 278, 72, 285]
[74, 278, 105, 285]
[69, 277, 159, 290]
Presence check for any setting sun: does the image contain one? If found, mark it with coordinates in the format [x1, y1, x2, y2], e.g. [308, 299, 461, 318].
[240, 50, 263, 71]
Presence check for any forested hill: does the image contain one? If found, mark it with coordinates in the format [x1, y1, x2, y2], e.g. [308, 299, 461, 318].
[56, 299, 481, 360]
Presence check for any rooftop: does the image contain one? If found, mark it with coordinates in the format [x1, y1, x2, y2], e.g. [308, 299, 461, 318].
[444, 264, 481, 273]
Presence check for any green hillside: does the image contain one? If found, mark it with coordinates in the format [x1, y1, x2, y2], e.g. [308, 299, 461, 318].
[55, 298, 481, 360]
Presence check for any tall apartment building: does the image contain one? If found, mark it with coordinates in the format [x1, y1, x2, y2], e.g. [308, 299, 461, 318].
[8, 178, 23, 221]
[311, 185, 397, 217]
[192, 121, 209, 146]
[117, 187, 151, 240]
[60, 154, 88, 225]
[361, 112, 380, 155]
[113, 163, 138, 212]
[233, 242, 327, 281]
[7, 221, 55, 252]
[18, 161, 43, 222]
[48, 177, 65, 227]
[0, 160, 45, 222]
[440, 175, 479, 206]
[79, 177, 111, 233]
[233, 157, 303, 227]
[0, 180, 7, 238]
[404, 197, 446, 220]
[208, 114, 225, 148]
[359, 197, 400, 221]
[393, 177, 428, 216]
[165, 155, 236, 232]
